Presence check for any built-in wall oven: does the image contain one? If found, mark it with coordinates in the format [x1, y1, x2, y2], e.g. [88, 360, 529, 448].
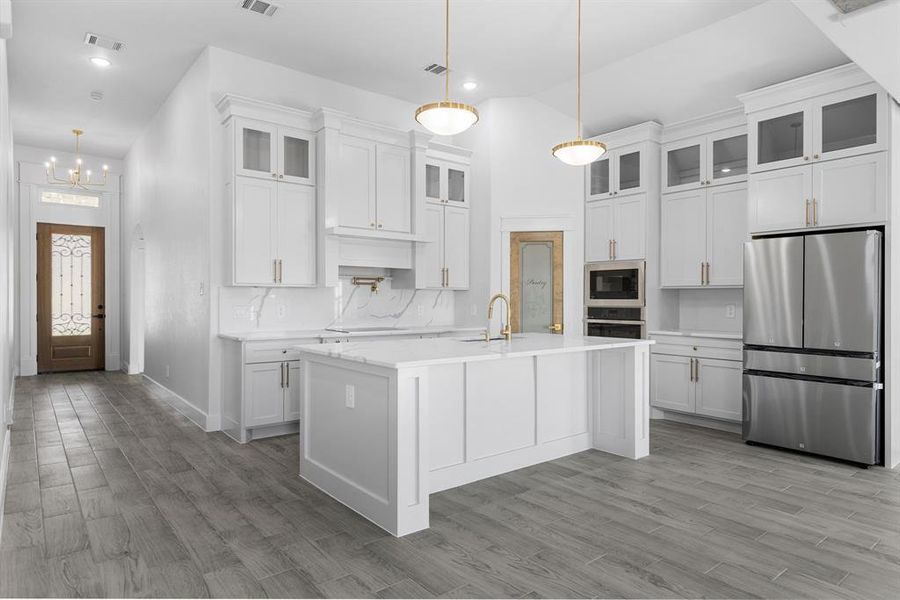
[584, 261, 646, 339]
[584, 261, 645, 307]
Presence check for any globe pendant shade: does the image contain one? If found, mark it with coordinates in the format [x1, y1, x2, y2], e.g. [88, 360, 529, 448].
[415, 101, 479, 136]
[551, 140, 607, 166]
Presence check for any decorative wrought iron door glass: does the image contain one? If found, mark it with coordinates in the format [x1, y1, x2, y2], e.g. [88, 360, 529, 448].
[51, 233, 92, 336]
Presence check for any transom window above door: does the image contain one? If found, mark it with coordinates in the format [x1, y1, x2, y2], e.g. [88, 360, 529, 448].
[41, 190, 100, 208]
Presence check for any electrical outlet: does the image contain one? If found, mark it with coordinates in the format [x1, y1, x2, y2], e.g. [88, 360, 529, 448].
[725, 304, 736, 319]
[233, 305, 250, 321]
[276, 303, 287, 319]
[417, 304, 424, 317]
[345, 384, 355, 409]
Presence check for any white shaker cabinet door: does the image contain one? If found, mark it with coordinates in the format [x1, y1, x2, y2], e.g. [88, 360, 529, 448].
[748, 165, 810, 233]
[375, 144, 411, 233]
[244, 363, 285, 428]
[585, 201, 614, 262]
[706, 182, 748, 287]
[660, 189, 706, 287]
[443, 205, 470, 290]
[612, 195, 646, 260]
[694, 358, 742, 422]
[234, 176, 278, 285]
[650, 354, 694, 414]
[276, 183, 316, 286]
[419, 203, 445, 289]
[336, 136, 376, 230]
[284, 362, 301, 422]
[812, 152, 886, 228]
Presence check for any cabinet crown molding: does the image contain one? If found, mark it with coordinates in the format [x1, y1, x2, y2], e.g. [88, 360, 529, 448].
[660, 107, 746, 144]
[738, 62, 875, 114]
[216, 93, 314, 130]
[426, 141, 473, 163]
[314, 107, 413, 147]
[587, 121, 662, 148]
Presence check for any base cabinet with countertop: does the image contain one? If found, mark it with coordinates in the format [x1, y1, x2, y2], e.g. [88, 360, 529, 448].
[649, 332, 742, 423]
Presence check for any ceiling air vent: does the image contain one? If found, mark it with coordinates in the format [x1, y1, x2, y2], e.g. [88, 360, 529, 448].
[83, 32, 125, 52]
[240, 0, 279, 16]
[424, 63, 448, 76]
[829, 0, 883, 13]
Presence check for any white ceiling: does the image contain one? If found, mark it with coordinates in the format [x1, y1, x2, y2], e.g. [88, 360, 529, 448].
[7, 0, 846, 158]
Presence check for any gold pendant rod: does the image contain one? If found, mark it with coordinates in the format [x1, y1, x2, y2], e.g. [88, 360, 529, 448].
[576, 0, 582, 140]
[444, 0, 450, 100]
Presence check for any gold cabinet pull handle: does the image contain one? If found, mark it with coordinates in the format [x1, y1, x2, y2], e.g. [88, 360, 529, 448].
[805, 199, 810, 226]
[813, 198, 817, 226]
[608, 240, 612, 260]
[273, 259, 278, 283]
[613, 239, 617, 260]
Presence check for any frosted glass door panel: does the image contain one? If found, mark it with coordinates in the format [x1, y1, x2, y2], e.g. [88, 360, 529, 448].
[618, 151, 641, 192]
[667, 145, 701, 188]
[242, 127, 272, 174]
[590, 158, 610, 197]
[758, 112, 804, 165]
[282, 135, 310, 180]
[519, 242, 553, 333]
[821, 94, 876, 154]
[425, 163, 441, 201]
[448, 167, 466, 204]
[712, 134, 747, 179]
[51, 234, 92, 336]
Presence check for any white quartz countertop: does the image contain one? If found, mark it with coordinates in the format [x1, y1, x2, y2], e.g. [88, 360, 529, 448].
[218, 326, 483, 342]
[648, 330, 743, 341]
[294, 333, 654, 369]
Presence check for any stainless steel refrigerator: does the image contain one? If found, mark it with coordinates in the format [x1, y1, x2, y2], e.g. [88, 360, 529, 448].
[742, 230, 883, 466]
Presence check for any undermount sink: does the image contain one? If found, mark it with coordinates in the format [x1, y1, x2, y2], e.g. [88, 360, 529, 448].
[325, 326, 407, 333]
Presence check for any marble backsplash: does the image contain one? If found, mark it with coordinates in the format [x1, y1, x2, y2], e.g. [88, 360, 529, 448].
[218, 277, 456, 333]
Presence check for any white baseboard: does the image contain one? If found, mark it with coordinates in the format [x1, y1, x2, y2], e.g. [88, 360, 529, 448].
[142, 374, 212, 432]
[0, 378, 15, 546]
[653, 410, 742, 434]
[106, 353, 121, 372]
[19, 358, 36, 377]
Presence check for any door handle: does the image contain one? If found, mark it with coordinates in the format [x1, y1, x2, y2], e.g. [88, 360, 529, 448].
[689, 358, 694, 382]
[285, 362, 290, 388]
[695, 358, 700, 383]
[280, 362, 285, 388]
[91, 314, 105, 319]
[548, 323, 562, 333]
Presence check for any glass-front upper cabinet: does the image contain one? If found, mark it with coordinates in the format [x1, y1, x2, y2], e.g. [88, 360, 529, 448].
[814, 85, 885, 162]
[425, 159, 469, 206]
[235, 119, 315, 185]
[663, 137, 704, 193]
[278, 127, 315, 185]
[588, 157, 611, 200]
[618, 151, 641, 193]
[749, 84, 886, 172]
[236, 120, 277, 179]
[710, 129, 748, 185]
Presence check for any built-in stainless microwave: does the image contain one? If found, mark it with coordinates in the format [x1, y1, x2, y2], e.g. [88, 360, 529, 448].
[584, 261, 645, 308]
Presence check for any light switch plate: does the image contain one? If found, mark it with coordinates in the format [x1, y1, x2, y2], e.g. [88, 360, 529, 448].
[345, 384, 355, 409]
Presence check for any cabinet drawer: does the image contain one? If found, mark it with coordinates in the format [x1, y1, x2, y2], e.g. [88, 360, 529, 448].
[652, 343, 742, 362]
[245, 339, 318, 363]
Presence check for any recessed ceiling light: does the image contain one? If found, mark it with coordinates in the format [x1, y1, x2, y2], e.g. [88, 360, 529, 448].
[462, 81, 478, 91]
[90, 56, 111, 68]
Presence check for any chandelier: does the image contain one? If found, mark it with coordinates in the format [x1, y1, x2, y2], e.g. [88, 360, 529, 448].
[552, 0, 606, 166]
[415, 0, 479, 136]
[45, 129, 109, 189]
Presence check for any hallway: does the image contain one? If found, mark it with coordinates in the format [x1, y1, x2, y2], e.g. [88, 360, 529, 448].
[1, 372, 899, 598]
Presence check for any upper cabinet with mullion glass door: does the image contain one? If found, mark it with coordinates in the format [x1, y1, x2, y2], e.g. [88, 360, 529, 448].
[709, 126, 748, 186]
[585, 142, 647, 200]
[425, 157, 469, 207]
[662, 127, 748, 194]
[587, 154, 612, 200]
[662, 135, 706, 194]
[277, 126, 316, 185]
[235, 118, 315, 185]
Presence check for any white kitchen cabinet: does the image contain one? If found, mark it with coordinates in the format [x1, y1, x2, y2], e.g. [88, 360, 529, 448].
[651, 354, 694, 414]
[415, 204, 469, 290]
[585, 195, 645, 262]
[747, 152, 886, 233]
[650, 334, 742, 423]
[337, 136, 411, 233]
[587, 142, 647, 200]
[234, 118, 315, 185]
[812, 151, 886, 228]
[662, 127, 747, 193]
[232, 175, 315, 287]
[426, 158, 469, 206]
[285, 362, 302, 421]
[695, 358, 742, 422]
[747, 83, 887, 173]
[661, 183, 747, 288]
[244, 362, 287, 428]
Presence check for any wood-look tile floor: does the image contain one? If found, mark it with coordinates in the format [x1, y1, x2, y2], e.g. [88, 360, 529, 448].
[2, 372, 899, 599]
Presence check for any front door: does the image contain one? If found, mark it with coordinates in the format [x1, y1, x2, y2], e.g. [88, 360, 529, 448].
[37, 223, 105, 372]
[510, 231, 563, 334]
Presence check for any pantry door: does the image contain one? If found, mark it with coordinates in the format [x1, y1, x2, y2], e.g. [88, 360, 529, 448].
[510, 231, 564, 334]
[37, 223, 106, 373]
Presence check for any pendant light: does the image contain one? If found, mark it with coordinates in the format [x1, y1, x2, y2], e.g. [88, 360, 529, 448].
[415, 0, 479, 136]
[552, 0, 606, 166]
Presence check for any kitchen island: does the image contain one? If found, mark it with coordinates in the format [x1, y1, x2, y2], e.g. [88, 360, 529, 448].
[295, 333, 654, 536]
